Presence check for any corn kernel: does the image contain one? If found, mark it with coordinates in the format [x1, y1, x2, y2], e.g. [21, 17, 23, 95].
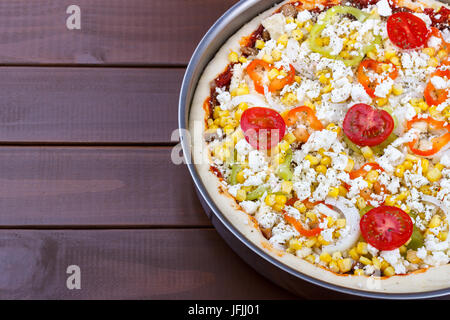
[335, 218, 346, 229]
[367, 51, 378, 60]
[356, 242, 368, 255]
[390, 56, 400, 66]
[383, 266, 395, 277]
[419, 185, 432, 195]
[328, 187, 339, 198]
[281, 92, 298, 105]
[438, 231, 448, 241]
[238, 56, 247, 63]
[255, 39, 265, 50]
[372, 257, 381, 269]
[376, 98, 388, 107]
[320, 252, 332, 263]
[332, 251, 342, 260]
[427, 167, 442, 182]
[288, 238, 302, 251]
[317, 234, 330, 245]
[320, 156, 332, 167]
[275, 194, 287, 206]
[326, 123, 340, 134]
[294, 201, 307, 213]
[305, 154, 320, 166]
[305, 237, 317, 248]
[394, 164, 405, 178]
[238, 102, 249, 111]
[435, 163, 444, 172]
[418, 100, 429, 111]
[319, 74, 329, 84]
[421, 158, 429, 174]
[273, 203, 285, 212]
[292, 29, 304, 41]
[349, 247, 359, 260]
[277, 34, 289, 47]
[315, 164, 327, 174]
[406, 250, 421, 264]
[422, 47, 435, 57]
[267, 68, 280, 81]
[236, 170, 246, 184]
[429, 215, 442, 228]
[294, 75, 302, 83]
[354, 269, 365, 276]
[236, 189, 247, 202]
[365, 170, 379, 183]
[281, 181, 293, 194]
[359, 256, 372, 265]
[262, 54, 273, 64]
[428, 57, 439, 67]
[329, 260, 339, 273]
[380, 260, 390, 271]
[356, 197, 367, 210]
[384, 50, 396, 60]
[338, 258, 352, 273]
[321, 84, 333, 93]
[399, 245, 407, 255]
[305, 211, 317, 223]
[361, 146, 374, 160]
[305, 254, 316, 264]
[265, 194, 276, 206]
[384, 195, 396, 206]
[338, 185, 348, 197]
[392, 84, 403, 96]
[272, 49, 282, 61]
[344, 158, 354, 172]
[228, 51, 239, 63]
[437, 49, 447, 60]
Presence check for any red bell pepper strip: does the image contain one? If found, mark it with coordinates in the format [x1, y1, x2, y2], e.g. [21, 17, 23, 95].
[406, 115, 450, 157]
[424, 67, 449, 107]
[246, 59, 296, 94]
[349, 162, 385, 180]
[357, 59, 398, 98]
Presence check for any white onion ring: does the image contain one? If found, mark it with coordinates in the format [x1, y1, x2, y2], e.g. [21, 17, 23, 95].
[321, 197, 361, 253]
[263, 85, 285, 112]
[230, 94, 267, 108]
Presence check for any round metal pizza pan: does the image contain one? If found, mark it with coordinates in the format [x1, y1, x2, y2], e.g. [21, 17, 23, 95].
[178, 0, 450, 300]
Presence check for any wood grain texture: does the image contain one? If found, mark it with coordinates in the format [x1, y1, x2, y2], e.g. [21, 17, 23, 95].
[0, 229, 297, 299]
[0, 67, 183, 144]
[0, 0, 238, 65]
[0, 146, 208, 227]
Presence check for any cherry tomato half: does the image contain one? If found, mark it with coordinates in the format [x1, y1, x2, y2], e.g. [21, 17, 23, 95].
[360, 206, 413, 251]
[387, 12, 429, 49]
[343, 104, 394, 147]
[240, 107, 286, 150]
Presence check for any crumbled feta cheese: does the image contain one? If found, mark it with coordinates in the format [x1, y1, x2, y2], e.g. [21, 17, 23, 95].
[351, 83, 372, 104]
[296, 10, 312, 23]
[377, 146, 405, 173]
[430, 76, 448, 90]
[248, 150, 266, 172]
[376, 0, 392, 16]
[240, 200, 259, 214]
[235, 138, 252, 156]
[374, 77, 394, 98]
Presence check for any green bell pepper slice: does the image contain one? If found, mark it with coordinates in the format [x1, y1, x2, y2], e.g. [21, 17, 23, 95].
[228, 163, 241, 185]
[246, 185, 269, 201]
[308, 6, 381, 66]
[276, 149, 293, 181]
[407, 226, 425, 250]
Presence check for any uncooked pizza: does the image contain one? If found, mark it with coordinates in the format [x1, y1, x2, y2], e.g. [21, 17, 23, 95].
[189, 0, 450, 292]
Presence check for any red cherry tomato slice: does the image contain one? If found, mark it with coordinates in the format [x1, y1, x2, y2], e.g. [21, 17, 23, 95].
[343, 104, 394, 147]
[240, 107, 286, 150]
[387, 12, 429, 49]
[360, 206, 413, 251]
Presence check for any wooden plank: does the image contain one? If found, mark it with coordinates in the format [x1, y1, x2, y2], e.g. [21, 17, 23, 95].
[0, 0, 238, 65]
[0, 229, 297, 299]
[0, 67, 183, 144]
[0, 146, 209, 227]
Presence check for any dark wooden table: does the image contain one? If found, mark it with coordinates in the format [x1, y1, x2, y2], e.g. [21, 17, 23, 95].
[0, 0, 307, 299]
